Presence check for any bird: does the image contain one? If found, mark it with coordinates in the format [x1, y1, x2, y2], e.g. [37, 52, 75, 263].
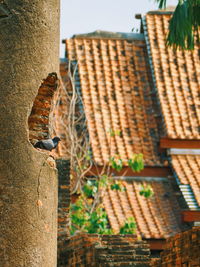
[34, 137, 61, 151]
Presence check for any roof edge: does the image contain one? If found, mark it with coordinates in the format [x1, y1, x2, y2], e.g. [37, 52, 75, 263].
[64, 30, 145, 41]
[147, 10, 174, 15]
[147, 6, 175, 15]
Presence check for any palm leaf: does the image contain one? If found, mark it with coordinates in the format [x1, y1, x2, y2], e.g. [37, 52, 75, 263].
[154, 0, 167, 9]
[167, 0, 200, 49]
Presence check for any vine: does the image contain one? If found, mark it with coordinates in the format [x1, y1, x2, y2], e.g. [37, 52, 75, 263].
[54, 61, 154, 235]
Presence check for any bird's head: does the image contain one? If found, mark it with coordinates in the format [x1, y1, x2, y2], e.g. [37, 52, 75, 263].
[53, 136, 61, 143]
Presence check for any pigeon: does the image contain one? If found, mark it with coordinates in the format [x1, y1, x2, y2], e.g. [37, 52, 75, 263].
[34, 137, 61, 151]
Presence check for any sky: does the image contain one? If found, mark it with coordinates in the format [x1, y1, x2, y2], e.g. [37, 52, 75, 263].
[60, 0, 178, 57]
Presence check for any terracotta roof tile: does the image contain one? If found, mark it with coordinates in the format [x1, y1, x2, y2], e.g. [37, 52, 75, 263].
[103, 179, 182, 239]
[171, 155, 200, 206]
[65, 32, 162, 166]
[144, 13, 200, 139]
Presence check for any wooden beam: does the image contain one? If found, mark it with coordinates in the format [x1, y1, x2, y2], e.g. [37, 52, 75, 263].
[145, 239, 166, 250]
[113, 176, 168, 182]
[182, 210, 200, 222]
[86, 166, 172, 177]
[160, 138, 200, 149]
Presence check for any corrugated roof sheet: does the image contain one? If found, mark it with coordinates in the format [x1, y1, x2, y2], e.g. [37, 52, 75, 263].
[103, 179, 182, 239]
[144, 13, 200, 139]
[65, 32, 162, 166]
[171, 155, 200, 207]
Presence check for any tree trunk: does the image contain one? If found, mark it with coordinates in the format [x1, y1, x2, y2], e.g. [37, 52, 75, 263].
[0, 1, 60, 266]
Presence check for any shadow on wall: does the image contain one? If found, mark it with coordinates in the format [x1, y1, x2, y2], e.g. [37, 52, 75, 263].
[28, 72, 59, 145]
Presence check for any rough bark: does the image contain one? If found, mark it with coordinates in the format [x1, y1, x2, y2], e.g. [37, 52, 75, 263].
[0, 1, 60, 266]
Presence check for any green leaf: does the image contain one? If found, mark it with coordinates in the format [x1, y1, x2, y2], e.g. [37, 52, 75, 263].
[108, 128, 115, 137]
[70, 203, 82, 212]
[119, 217, 136, 234]
[115, 129, 122, 136]
[110, 181, 126, 191]
[83, 180, 98, 197]
[139, 185, 154, 198]
[110, 156, 123, 172]
[85, 150, 92, 161]
[99, 175, 109, 188]
[83, 184, 93, 197]
[111, 183, 121, 190]
[167, 0, 195, 50]
[128, 154, 144, 172]
[154, 0, 167, 9]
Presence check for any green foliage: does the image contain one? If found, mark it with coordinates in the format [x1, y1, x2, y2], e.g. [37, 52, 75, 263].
[70, 128, 145, 235]
[83, 180, 98, 197]
[70, 197, 113, 235]
[70, 178, 114, 235]
[128, 154, 144, 172]
[108, 130, 144, 173]
[110, 180, 126, 191]
[155, 0, 167, 9]
[99, 174, 109, 188]
[110, 153, 144, 173]
[139, 185, 154, 198]
[70, 178, 136, 235]
[85, 150, 92, 161]
[167, 1, 195, 49]
[108, 128, 122, 137]
[110, 156, 123, 172]
[119, 217, 137, 234]
[86, 207, 113, 234]
[155, 0, 200, 50]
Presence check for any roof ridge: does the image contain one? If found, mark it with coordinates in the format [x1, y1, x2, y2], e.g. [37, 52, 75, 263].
[146, 9, 174, 15]
[68, 30, 145, 41]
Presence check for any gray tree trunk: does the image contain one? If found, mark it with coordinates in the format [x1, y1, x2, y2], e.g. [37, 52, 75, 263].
[0, 1, 60, 266]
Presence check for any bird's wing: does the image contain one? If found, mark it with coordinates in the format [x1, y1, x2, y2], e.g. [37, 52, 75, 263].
[34, 140, 44, 149]
[41, 139, 54, 151]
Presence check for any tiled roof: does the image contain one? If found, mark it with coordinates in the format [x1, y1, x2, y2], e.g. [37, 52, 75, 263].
[171, 155, 200, 207]
[64, 31, 162, 166]
[144, 13, 200, 139]
[103, 179, 182, 239]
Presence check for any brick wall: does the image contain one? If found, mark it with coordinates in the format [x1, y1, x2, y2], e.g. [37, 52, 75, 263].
[95, 235, 150, 267]
[58, 234, 97, 267]
[56, 159, 71, 266]
[56, 159, 71, 245]
[58, 234, 150, 267]
[28, 72, 59, 142]
[52, 61, 71, 158]
[151, 227, 200, 267]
